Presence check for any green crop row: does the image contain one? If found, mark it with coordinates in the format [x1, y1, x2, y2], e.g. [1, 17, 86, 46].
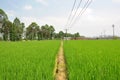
[0, 41, 60, 80]
[64, 40, 120, 80]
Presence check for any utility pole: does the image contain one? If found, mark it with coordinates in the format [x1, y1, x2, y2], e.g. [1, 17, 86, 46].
[112, 24, 115, 39]
[65, 29, 68, 40]
[104, 30, 106, 38]
[101, 32, 103, 39]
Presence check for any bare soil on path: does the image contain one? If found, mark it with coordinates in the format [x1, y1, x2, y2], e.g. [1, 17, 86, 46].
[54, 41, 68, 80]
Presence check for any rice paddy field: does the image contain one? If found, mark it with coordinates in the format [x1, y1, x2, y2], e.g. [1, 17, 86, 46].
[0, 40, 120, 80]
[64, 40, 120, 80]
[0, 41, 60, 80]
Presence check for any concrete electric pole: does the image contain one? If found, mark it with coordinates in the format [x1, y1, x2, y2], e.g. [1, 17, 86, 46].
[65, 29, 68, 40]
[112, 24, 115, 39]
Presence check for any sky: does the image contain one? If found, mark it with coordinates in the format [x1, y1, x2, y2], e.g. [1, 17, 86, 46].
[0, 0, 120, 37]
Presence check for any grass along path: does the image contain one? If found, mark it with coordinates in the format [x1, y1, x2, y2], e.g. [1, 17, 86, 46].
[54, 41, 67, 80]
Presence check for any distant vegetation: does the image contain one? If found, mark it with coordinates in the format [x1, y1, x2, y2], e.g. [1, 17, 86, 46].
[0, 9, 80, 41]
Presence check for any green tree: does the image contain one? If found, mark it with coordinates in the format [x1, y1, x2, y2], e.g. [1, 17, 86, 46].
[74, 32, 80, 39]
[10, 17, 24, 41]
[37, 28, 42, 40]
[49, 25, 55, 39]
[0, 9, 9, 40]
[59, 31, 64, 39]
[21, 23, 25, 39]
[26, 22, 39, 40]
[0, 9, 8, 22]
[41, 24, 55, 40]
[41, 24, 49, 39]
[2, 21, 12, 41]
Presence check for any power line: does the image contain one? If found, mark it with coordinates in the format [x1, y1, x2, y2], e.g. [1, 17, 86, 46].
[65, 0, 77, 27]
[64, 0, 92, 39]
[69, 0, 92, 29]
[67, 0, 83, 29]
[64, 0, 77, 40]
[69, 0, 93, 29]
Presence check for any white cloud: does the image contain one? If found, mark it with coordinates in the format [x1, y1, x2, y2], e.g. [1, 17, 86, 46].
[35, 0, 48, 6]
[6, 10, 16, 17]
[18, 6, 120, 37]
[112, 0, 120, 2]
[66, 7, 120, 37]
[21, 17, 39, 27]
[6, 10, 16, 21]
[71, 8, 93, 18]
[21, 16, 66, 32]
[24, 5, 33, 10]
[20, 7, 120, 37]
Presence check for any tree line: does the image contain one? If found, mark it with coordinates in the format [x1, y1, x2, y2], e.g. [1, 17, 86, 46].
[0, 9, 80, 41]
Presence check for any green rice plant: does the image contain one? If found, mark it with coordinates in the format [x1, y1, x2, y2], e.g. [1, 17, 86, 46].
[0, 40, 60, 80]
[64, 40, 120, 80]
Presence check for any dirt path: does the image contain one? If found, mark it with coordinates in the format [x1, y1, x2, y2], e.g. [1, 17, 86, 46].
[54, 41, 68, 80]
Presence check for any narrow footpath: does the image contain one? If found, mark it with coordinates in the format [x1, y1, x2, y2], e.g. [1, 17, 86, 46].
[54, 41, 68, 80]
